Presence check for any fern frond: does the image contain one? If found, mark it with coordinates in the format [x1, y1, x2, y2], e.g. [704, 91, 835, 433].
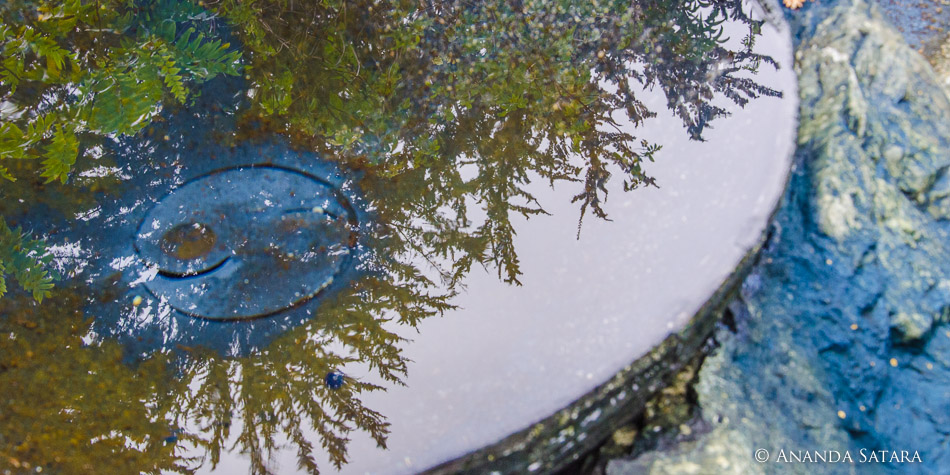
[1, 54, 25, 93]
[83, 70, 163, 135]
[40, 125, 78, 183]
[173, 27, 242, 79]
[159, 55, 187, 103]
[23, 27, 70, 79]
[0, 122, 28, 162]
[25, 113, 56, 141]
[0, 220, 55, 302]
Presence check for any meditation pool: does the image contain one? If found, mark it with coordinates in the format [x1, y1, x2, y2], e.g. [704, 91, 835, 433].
[0, 0, 796, 473]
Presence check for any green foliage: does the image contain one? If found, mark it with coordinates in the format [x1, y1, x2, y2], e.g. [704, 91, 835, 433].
[0, 219, 54, 302]
[0, 0, 242, 162]
[0, 0, 242, 300]
[40, 125, 78, 183]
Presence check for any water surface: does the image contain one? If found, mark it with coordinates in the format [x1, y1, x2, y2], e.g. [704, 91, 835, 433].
[0, 1, 795, 473]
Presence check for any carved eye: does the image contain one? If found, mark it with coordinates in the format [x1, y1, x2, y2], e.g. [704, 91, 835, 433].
[160, 222, 217, 261]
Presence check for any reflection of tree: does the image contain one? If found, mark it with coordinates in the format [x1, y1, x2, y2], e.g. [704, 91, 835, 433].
[164, 314, 393, 473]
[0, 0, 784, 473]
[0, 282, 412, 474]
[146, 266, 458, 473]
[210, 0, 780, 282]
[0, 293, 190, 474]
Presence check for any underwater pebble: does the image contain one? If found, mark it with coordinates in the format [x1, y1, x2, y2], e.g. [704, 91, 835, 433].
[325, 371, 345, 390]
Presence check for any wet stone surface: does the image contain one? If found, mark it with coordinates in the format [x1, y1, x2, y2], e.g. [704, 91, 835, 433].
[135, 166, 356, 320]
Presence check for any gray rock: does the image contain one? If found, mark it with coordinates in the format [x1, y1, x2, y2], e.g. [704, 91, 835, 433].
[608, 0, 950, 473]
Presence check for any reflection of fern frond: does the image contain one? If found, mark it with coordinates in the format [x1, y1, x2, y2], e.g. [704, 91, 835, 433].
[0, 0, 242, 181]
[171, 27, 242, 80]
[0, 0, 243, 303]
[0, 219, 55, 302]
[168, 295, 403, 475]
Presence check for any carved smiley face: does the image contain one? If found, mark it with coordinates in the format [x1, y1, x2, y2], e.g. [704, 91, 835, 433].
[134, 165, 358, 320]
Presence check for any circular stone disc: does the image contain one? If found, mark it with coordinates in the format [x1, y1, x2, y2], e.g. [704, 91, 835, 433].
[135, 166, 355, 320]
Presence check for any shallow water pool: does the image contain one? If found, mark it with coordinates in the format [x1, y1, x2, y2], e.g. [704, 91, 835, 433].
[0, 1, 796, 473]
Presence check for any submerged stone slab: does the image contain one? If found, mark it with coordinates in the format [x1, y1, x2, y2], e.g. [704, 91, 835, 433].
[135, 166, 355, 320]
